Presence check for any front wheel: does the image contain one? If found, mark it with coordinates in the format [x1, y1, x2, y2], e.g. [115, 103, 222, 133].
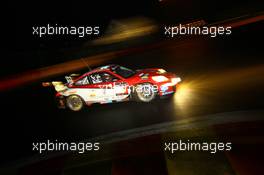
[133, 83, 157, 102]
[66, 95, 84, 111]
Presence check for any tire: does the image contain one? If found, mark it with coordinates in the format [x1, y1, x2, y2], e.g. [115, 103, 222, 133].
[133, 83, 156, 102]
[66, 95, 84, 111]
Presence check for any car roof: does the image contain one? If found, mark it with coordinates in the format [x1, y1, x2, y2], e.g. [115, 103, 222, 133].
[93, 64, 119, 72]
[96, 64, 117, 70]
[84, 64, 118, 75]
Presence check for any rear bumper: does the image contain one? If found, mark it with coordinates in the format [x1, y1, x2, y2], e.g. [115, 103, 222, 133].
[55, 96, 66, 109]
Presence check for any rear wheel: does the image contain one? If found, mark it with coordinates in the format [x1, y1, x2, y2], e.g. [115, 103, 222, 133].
[133, 83, 156, 102]
[66, 95, 84, 111]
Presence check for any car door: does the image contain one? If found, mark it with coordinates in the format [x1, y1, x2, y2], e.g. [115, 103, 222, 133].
[89, 72, 120, 102]
[69, 75, 99, 102]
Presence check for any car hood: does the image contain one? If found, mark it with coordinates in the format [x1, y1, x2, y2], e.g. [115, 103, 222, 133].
[135, 68, 176, 78]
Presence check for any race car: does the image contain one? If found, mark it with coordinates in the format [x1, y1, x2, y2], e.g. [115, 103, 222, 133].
[43, 65, 181, 111]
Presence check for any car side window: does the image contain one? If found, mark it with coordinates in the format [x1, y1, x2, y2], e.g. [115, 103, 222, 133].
[74, 76, 90, 86]
[90, 72, 119, 84]
[101, 72, 119, 82]
[90, 73, 104, 84]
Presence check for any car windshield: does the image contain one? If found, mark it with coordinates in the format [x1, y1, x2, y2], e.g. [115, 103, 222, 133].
[112, 66, 136, 78]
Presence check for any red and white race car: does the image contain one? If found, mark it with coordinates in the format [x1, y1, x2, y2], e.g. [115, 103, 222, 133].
[43, 65, 181, 111]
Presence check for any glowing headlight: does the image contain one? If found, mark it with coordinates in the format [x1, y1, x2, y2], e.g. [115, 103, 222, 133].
[152, 75, 169, 82]
[158, 69, 167, 74]
[162, 77, 182, 87]
[171, 77, 181, 85]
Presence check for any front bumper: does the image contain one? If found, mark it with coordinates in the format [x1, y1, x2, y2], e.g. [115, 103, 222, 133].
[158, 77, 181, 96]
[159, 85, 176, 96]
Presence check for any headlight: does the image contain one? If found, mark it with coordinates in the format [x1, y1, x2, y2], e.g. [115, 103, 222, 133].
[158, 69, 167, 74]
[152, 76, 169, 82]
[171, 77, 181, 85]
[162, 77, 182, 87]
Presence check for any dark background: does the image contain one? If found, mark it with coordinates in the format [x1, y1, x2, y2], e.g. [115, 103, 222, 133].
[2, 0, 264, 165]
[5, 0, 263, 74]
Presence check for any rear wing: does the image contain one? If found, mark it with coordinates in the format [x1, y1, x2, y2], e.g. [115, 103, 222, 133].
[42, 74, 80, 92]
[42, 81, 67, 92]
